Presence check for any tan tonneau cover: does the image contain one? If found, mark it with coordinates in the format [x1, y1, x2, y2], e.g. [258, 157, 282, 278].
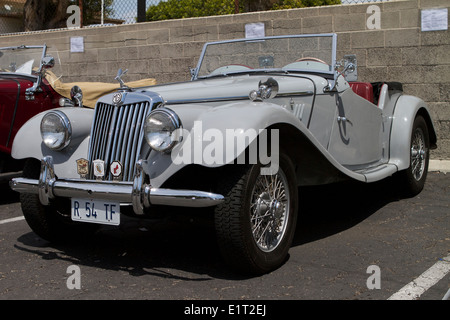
[45, 72, 157, 109]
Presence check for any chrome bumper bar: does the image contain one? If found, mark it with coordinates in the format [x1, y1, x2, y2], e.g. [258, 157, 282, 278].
[10, 156, 224, 215]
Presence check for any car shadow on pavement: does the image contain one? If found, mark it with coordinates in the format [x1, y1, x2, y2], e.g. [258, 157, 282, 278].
[0, 182, 20, 205]
[12, 174, 415, 280]
[14, 212, 243, 280]
[293, 175, 405, 246]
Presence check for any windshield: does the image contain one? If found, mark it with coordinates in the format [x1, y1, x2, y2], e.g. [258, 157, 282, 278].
[196, 34, 336, 79]
[0, 45, 46, 76]
[0, 45, 62, 85]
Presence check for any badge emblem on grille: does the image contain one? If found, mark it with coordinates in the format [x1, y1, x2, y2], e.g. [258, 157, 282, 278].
[110, 161, 123, 181]
[93, 159, 105, 180]
[76, 158, 89, 178]
[112, 92, 123, 105]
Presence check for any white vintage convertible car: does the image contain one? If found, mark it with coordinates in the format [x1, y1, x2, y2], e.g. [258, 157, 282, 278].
[10, 34, 437, 274]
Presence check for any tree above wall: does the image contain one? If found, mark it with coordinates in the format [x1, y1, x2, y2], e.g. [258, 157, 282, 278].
[23, 0, 114, 32]
[23, 0, 69, 31]
[146, 0, 341, 22]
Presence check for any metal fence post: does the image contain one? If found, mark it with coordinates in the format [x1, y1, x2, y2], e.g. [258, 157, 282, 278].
[137, 0, 146, 23]
[79, 0, 83, 28]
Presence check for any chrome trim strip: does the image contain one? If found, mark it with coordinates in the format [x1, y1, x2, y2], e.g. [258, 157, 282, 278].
[165, 95, 249, 105]
[277, 91, 314, 97]
[149, 188, 224, 207]
[165, 91, 314, 105]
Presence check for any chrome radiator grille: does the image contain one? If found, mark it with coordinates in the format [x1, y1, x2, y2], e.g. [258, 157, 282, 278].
[88, 101, 152, 181]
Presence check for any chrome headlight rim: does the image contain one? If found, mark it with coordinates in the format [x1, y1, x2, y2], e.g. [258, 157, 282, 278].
[144, 107, 182, 153]
[40, 110, 72, 150]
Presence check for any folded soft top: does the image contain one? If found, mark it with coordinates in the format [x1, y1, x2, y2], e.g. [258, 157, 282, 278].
[45, 71, 157, 109]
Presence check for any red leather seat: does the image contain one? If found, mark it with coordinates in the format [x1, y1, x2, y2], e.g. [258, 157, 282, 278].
[349, 82, 374, 104]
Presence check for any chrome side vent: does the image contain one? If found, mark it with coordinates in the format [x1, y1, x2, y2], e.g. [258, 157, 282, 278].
[88, 101, 152, 181]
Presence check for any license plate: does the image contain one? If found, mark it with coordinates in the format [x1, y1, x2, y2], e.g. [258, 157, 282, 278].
[71, 198, 120, 226]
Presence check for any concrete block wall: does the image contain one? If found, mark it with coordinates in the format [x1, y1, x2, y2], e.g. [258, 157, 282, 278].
[0, 0, 448, 159]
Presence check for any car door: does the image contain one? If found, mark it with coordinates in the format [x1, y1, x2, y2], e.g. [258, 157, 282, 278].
[0, 77, 24, 152]
[327, 87, 383, 167]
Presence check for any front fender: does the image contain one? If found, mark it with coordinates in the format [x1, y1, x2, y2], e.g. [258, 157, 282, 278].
[147, 101, 301, 186]
[148, 101, 367, 187]
[389, 95, 437, 171]
[12, 107, 94, 178]
[173, 101, 303, 165]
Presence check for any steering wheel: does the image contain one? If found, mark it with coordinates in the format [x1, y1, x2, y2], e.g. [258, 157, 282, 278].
[295, 57, 328, 64]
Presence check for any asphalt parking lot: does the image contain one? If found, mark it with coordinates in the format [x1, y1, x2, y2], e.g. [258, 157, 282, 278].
[0, 171, 448, 304]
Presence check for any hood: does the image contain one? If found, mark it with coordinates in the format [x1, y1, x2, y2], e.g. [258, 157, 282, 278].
[144, 74, 322, 105]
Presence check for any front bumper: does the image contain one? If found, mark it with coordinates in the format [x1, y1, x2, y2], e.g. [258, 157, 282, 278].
[10, 156, 224, 215]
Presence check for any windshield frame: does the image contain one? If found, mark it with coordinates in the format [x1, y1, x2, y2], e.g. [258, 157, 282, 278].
[192, 33, 337, 81]
[0, 44, 47, 78]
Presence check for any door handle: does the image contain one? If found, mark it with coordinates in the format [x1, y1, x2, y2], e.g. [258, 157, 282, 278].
[337, 116, 353, 125]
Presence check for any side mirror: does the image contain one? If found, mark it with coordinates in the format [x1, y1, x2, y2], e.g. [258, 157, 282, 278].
[343, 54, 357, 82]
[42, 56, 55, 69]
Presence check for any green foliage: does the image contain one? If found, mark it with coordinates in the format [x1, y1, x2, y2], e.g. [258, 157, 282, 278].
[146, 0, 236, 21]
[146, 0, 341, 22]
[272, 0, 341, 10]
[74, 0, 115, 24]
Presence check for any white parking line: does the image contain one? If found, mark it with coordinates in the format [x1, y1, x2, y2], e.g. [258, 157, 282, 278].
[0, 216, 25, 225]
[388, 254, 450, 300]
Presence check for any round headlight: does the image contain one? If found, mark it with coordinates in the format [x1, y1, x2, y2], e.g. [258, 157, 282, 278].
[40, 111, 72, 150]
[144, 108, 182, 152]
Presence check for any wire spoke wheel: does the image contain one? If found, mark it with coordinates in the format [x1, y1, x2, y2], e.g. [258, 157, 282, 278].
[214, 152, 298, 275]
[410, 127, 427, 181]
[396, 115, 430, 197]
[250, 170, 290, 252]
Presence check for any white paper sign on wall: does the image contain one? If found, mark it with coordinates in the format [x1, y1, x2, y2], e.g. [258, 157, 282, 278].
[70, 36, 84, 53]
[421, 8, 448, 32]
[245, 23, 265, 39]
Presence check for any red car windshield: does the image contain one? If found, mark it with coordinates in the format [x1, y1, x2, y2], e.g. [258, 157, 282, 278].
[0, 46, 45, 76]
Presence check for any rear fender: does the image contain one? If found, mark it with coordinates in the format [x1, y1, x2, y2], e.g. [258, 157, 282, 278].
[389, 95, 437, 171]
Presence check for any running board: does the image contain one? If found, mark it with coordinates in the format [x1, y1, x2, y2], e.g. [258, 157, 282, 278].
[354, 163, 398, 183]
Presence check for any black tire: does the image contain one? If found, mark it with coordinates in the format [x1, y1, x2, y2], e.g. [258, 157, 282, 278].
[397, 115, 430, 197]
[214, 153, 298, 275]
[20, 158, 98, 242]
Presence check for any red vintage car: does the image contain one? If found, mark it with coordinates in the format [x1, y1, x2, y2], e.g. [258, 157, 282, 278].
[0, 44, 157, 181]
[0, 45, 64, 180]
